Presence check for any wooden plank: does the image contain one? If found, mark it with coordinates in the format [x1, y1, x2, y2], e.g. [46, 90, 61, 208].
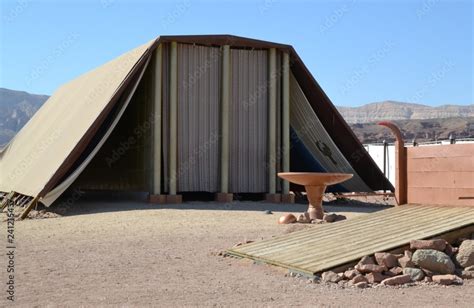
[227, 205, 474, 275]
[0, 191, 16, 211]
[237, 206, 434, 254]
[20, 196, 39, 220]
[260, 209, 472, 264]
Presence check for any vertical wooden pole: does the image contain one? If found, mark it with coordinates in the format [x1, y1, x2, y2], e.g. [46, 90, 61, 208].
[220, 45, 230, 194]
[268, 48, 277, 194]
[282, 52, 290, 194]
[169, 41, 178, 196]
[152, 44, 163, 195]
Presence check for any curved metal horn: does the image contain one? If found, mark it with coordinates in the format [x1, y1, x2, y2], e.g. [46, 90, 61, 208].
[378, 121, 407, 205]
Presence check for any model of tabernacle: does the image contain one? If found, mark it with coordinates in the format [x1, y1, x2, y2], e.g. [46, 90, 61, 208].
[0, 35, 391, 217]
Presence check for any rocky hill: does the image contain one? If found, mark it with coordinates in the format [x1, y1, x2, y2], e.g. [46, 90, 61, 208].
[349, 117, 474, 144]
[0, 88, 473, 146]
[337, 101, 474, 124]
[0, 88, 49, 146]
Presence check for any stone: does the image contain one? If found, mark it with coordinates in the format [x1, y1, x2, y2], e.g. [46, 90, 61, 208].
[307, 277, 319, 283]
[412, 249, 455, 274]
[297, 213, 311, 223]
[404, 250, 413, 259]
[311, 219, 324, 224]
[344, 269, 360, 280]
[444, 243, 455, 256]
[323, 213, 337, 223]
[456, 240, 474, 268]
[350, 274, 368, 285]
[410, 239, 446, 251]
[465, 265, 474, 271]
[264, 210, 273, 214]
[279, 214, 296, 224]
[461, 271, 474, 279]
[398, 256, 415, 268]
[422, 268, 435, 277]
[358, 255, 376, 265]
[366, 272, 386, 283]
[322, 271, 341, 283]
[432, 274, 463, 285]
[335, 214, 347, 221]
[355, 281, 368, 289]
[381, 274, 412, 286]
[389, 267, 404, 276]
[403, 267, 425, 281]
[423, 276, 433, 283]
[374, 252, 399, 268]
[355, 264, 386, 274]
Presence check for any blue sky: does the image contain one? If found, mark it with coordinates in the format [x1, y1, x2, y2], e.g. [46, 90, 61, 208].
[0, 0, 472, 106]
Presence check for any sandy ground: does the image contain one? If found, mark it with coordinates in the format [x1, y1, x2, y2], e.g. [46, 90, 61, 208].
[1, 196, 473, 307]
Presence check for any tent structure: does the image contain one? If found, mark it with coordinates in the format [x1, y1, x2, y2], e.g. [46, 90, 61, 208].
[0, 35, 393, 216]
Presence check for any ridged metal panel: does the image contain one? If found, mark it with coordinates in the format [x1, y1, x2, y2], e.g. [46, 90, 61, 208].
[229, 49, 269, 193]
[289, 73, 371, 192]
[176, 44, 221, 192]
[227, 205, 474, 275]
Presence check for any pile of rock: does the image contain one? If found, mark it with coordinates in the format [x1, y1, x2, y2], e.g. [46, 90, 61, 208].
[310, 213, 347, 224]
[279, 212, 347, 224]
[319, 238, 474, 288]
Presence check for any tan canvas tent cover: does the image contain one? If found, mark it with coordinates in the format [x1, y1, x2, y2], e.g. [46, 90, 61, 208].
[0, 39, 156, 204]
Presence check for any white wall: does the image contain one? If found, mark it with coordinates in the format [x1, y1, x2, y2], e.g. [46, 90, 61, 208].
[364, 139, 474, 187]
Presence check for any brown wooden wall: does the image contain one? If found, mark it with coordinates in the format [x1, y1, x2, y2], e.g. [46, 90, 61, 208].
[406, 144, 474, 206]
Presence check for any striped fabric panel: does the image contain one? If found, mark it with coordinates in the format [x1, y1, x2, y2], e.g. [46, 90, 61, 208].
[162, 43, 170, 193]
[290, 73, 371, 192]
[229, 49, 269, 193]
[275, 51, 282, 191]
[176, 44, 221, 192]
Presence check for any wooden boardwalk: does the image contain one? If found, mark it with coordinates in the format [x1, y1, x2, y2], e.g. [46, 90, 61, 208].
[226, 205, 474, 276]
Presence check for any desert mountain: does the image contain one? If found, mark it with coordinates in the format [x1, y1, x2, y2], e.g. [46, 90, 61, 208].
[337, 101, 474, 124]
[0, 88, 49, 145]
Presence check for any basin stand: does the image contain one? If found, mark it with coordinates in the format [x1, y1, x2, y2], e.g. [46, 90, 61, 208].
[305, 185, 327, 220]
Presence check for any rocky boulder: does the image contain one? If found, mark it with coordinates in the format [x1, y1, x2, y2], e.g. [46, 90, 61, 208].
[374, 252, 398, 268]
[403, 267, 425, 281]
[322, 271, 342, 283]
[432, 274, 463, 285]
[410, 239, 446, 251]
[456, 240, 474, 268]
[381, 274, 412, 286]
[355, 264, 386, 274]
[412, 249, 455, 274]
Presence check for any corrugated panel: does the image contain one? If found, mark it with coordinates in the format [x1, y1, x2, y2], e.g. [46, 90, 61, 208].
[290, 73, 371, 192]
[229, 49, 269, 193]
[227, 205, 474, 275]
[177, 44, 221, 192]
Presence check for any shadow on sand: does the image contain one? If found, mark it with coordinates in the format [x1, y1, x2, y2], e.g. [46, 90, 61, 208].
[45, 191, 393, 217]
